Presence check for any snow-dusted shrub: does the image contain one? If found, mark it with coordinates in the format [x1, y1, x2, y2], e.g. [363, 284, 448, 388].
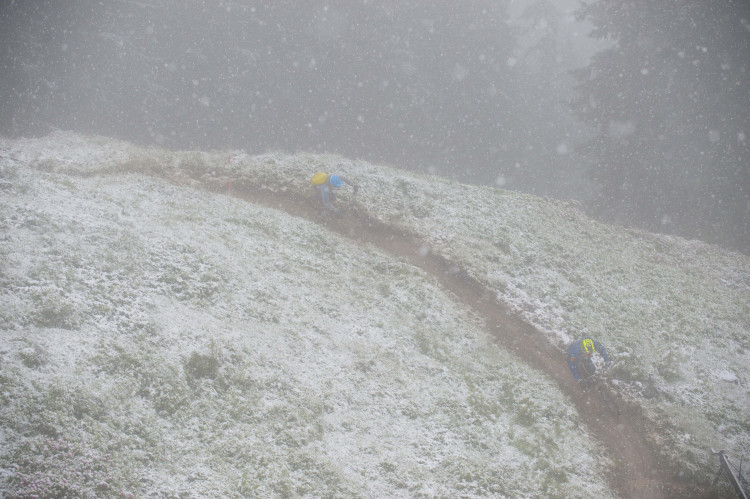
[17, 345, 48, 369]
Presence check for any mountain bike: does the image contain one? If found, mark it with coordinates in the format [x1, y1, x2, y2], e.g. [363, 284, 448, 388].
[577, 358, 620, 417]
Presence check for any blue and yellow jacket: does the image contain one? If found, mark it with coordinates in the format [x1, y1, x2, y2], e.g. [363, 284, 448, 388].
[566, 338, 610, 381]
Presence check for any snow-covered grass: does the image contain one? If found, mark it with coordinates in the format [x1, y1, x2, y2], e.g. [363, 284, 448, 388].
[0, 135, 614, 497]
[1, 131, 748, 494]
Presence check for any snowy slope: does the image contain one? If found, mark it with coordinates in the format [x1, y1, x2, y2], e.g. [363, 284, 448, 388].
[1, 132, 748, 496]
[1, 134, 610, 497]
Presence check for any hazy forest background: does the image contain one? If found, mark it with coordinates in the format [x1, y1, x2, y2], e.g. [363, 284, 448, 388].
[1, 0, 748, 252]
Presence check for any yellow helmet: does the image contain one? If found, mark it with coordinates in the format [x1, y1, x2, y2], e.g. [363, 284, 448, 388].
[581, 338, 595, 355]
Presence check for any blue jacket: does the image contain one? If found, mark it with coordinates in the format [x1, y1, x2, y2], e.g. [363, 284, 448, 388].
[567, 338, 610, 381]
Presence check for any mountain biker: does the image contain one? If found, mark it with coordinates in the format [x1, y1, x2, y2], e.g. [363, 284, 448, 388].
[567, 337, 611, 384]
[310, 172, 359, 214]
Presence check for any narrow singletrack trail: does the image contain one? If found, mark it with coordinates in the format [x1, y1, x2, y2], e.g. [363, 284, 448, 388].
[205, 180, 709, 498]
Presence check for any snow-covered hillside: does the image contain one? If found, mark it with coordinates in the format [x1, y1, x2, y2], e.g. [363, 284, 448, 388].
[1, 132, 748, 497]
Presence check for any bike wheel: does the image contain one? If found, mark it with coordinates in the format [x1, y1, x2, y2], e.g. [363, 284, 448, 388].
[597, 385, 620, 417]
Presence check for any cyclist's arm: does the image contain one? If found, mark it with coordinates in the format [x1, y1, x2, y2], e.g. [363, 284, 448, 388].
[338, 175, 359, 194]
[594, 340, 611, 366]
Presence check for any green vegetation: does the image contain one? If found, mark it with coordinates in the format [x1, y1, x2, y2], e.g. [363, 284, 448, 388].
[2, 132, 747, 496]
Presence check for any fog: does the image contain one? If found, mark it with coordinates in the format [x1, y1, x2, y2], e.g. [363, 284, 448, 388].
[1, 0, 748, 252]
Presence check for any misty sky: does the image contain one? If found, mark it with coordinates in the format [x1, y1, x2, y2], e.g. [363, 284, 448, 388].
[1, 0, 747, 252]
[0, 1, 602, 186]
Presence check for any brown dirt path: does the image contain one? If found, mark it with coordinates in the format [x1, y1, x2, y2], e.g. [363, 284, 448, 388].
[207, 180, 710, 498]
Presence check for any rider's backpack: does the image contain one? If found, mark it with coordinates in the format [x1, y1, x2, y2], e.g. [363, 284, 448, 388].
[311, 172, 328, 185]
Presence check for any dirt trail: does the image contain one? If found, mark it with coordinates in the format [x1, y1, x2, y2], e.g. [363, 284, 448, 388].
[209, 181, 708, 498]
